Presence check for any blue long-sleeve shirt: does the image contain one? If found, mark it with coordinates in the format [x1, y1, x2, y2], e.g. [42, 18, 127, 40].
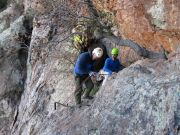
[74, 52, 94, 76]
[103, 57, 124, 75]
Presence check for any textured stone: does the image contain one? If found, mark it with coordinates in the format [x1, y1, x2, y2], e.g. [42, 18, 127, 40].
[0, 1, 29, 135]
[93, 0, 180, 52]
[0, 0, 180, 135]
[10, 13, 180, 135]
[12, 50, 180, 135]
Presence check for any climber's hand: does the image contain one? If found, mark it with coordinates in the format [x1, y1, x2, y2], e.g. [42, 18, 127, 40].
[89, 72, 97, 77]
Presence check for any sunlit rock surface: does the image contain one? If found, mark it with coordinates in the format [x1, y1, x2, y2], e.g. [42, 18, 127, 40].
[0, 0, 180, 135]
[93, 0, 180, 52]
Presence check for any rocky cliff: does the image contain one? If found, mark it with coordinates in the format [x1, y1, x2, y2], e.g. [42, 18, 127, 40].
[0, 0, 180, 135]
[93, 0, 180, 52]
[93, 0, 180, 65]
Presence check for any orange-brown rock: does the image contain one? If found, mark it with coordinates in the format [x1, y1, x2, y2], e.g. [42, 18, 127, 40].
[93, 0, 180, 52]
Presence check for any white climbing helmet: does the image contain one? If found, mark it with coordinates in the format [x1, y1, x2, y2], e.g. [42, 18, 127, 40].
[92, 47, 103, 58]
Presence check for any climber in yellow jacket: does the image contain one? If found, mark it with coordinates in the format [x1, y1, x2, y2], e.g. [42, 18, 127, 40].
[71, 24, 90, 53]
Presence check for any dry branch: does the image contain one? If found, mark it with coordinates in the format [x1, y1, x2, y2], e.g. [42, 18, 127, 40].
[102, 34, 167, 59]
[84, 0, 167, 60]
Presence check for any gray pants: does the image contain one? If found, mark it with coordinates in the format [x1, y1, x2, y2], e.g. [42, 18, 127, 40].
[74, 75, 94, 104]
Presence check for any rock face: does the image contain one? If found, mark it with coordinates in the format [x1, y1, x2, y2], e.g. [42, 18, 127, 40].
[0, 0, 180, 135]
[12, 40, 180, 135]
[93, 0, 180, 52]
[0, 1, 30, 134]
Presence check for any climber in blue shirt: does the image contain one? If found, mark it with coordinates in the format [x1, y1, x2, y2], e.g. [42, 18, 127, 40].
[74, 52, 94, 76]
[74, 48, 104, 106]
[103, 48, 124, 75]
[101, 48, 124, 86]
